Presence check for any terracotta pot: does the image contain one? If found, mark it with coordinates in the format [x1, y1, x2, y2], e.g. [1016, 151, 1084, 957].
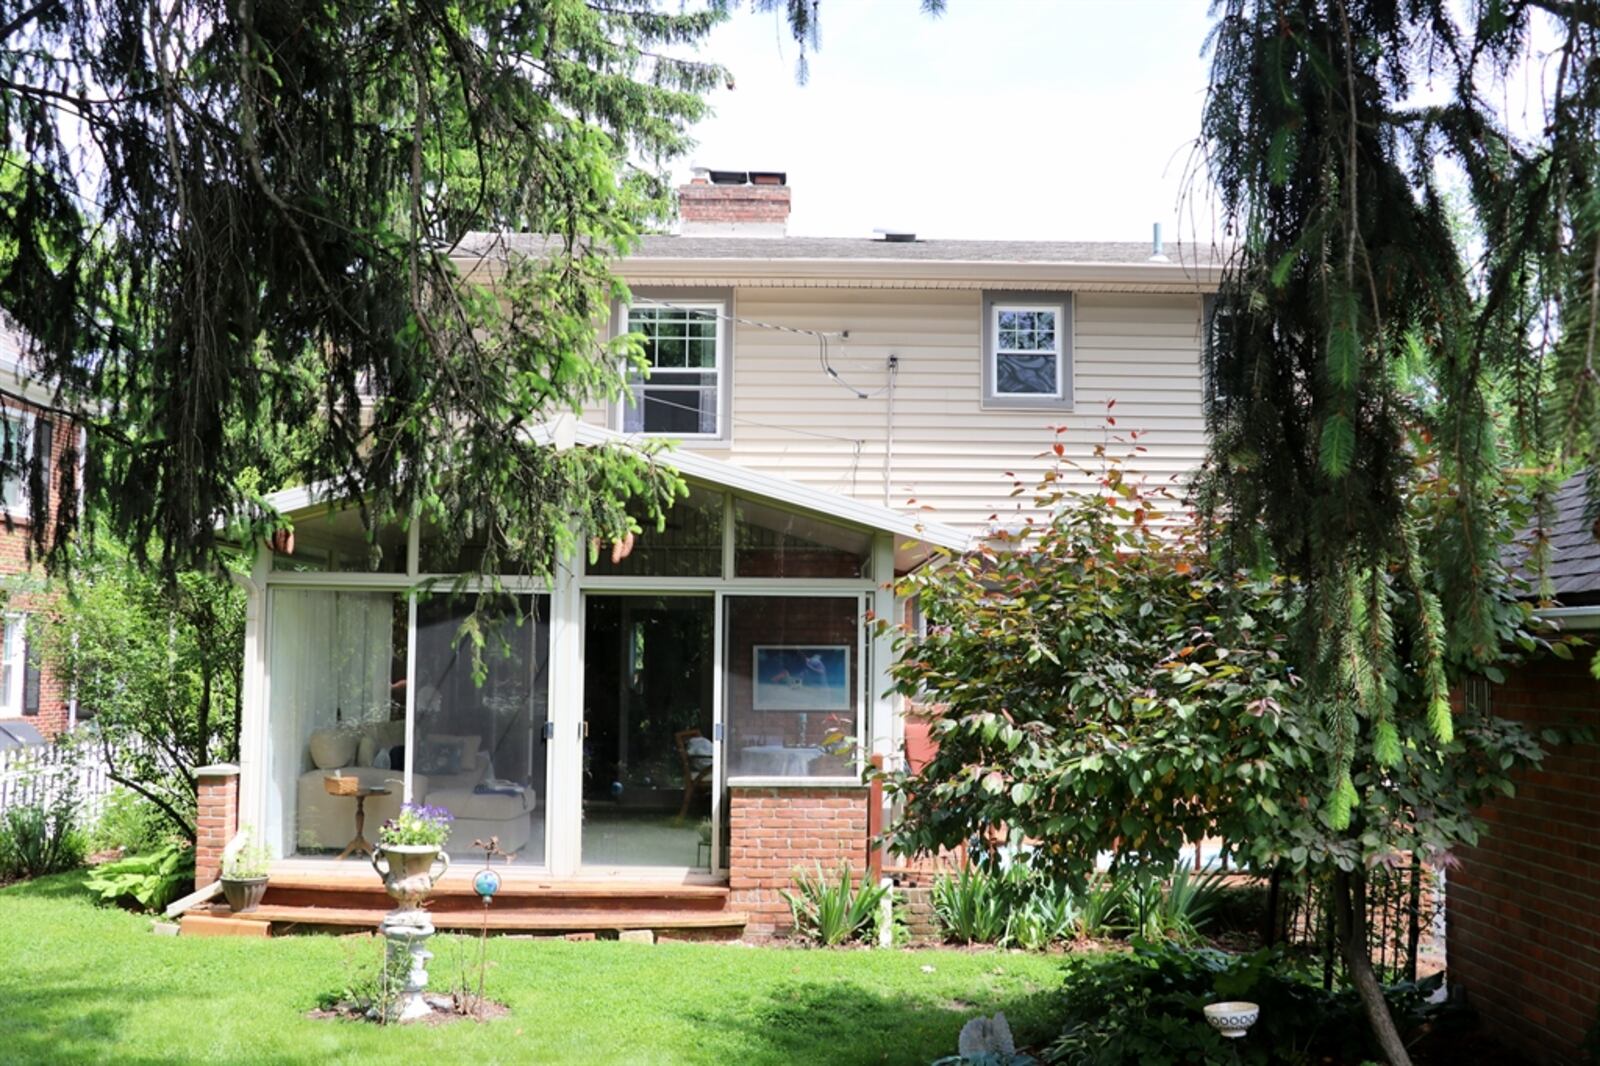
[221, 876, 268, 913]
[371, 843, 450, 910]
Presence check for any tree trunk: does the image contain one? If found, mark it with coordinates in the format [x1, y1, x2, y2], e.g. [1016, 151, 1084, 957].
[1332, 867, 1412, 1066]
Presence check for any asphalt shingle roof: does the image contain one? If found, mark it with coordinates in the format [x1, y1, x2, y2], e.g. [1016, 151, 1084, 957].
[1520, 473, 1600, 604]
[456, 231, 1224, 267]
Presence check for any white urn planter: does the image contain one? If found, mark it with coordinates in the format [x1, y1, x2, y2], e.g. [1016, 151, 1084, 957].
[371, 843, 450, 911]
[370, 843, 450, 1021]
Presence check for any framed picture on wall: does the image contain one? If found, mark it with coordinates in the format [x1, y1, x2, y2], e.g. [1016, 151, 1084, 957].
[751, 645, 852, 712]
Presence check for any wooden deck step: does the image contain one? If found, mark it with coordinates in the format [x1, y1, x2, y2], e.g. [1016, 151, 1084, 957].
[257, 872, 733, 915]
[184, 903, 747, 935]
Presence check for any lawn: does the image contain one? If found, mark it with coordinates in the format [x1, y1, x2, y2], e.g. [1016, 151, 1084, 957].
[0, 873, 1064, 1065]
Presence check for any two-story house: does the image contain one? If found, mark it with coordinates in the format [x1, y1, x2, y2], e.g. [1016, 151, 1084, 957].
[196, 171, 1220, 936]
[0, 317, 79, 744]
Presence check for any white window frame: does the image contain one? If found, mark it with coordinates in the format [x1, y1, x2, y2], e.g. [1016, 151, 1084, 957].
[613, 290, 732, 444]
[981, 291, 1074, 410]
[0, 613, 26, 717]
[0, 411, 35, 521]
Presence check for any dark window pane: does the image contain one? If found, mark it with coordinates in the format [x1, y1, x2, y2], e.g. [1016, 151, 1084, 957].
[588, 490, 724, 577]
[996, 353, 1058, 395]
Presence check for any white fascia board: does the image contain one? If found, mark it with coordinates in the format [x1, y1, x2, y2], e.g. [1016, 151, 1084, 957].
[1531, 605, 1600, 631]
[454, 253, 1222, 294]
[613, 256, 1222, 293]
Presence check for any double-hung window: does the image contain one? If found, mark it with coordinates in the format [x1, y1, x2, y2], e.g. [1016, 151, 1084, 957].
[620, 294, 729, 439]
[0, 614, 25, 717]
[0, 413, 49, 521]
[982, 292, 1073, 409]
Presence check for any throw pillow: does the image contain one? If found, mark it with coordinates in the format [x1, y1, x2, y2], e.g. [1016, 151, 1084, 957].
[308, 728, 357, 770]
[417, 738, 465, 776]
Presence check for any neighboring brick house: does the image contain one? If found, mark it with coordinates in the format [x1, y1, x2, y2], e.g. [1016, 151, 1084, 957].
[0, 319, 80, 739]
[1447, 473, 1600, 1064]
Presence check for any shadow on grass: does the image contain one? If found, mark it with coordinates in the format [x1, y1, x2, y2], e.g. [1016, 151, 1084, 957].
[0, 977, 323, 1066]
[0, 868, 101, 902]
[691, 976, 1060, 1065]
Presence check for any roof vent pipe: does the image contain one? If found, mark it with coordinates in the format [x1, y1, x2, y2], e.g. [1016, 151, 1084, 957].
[1148, 222, 1170, 263]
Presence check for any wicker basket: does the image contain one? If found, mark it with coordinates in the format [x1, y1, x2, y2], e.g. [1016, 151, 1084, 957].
[323, 774, 359, 797]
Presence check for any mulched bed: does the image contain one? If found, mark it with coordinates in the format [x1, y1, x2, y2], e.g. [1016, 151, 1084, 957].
[309, 993, 509, 1027]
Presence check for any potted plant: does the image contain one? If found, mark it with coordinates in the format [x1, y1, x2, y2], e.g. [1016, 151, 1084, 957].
[371, 804, 452, 910]
[220, 829, 272, 913]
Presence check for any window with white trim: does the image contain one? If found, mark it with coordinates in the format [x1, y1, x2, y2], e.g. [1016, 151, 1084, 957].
[982, 292, 1073, 409]
[0, 414, 29, 517]
[623, 300, 726, 438]
[0, 614, 25, 717]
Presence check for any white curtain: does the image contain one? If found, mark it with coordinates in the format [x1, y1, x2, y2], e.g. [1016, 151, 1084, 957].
[264, 589, 395, 856]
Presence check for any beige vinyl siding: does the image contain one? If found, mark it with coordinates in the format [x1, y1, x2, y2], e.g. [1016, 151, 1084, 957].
[590, 287, 1207, 533]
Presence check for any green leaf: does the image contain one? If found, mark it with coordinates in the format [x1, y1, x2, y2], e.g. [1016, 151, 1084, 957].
[1319, 413, 1355, 477]
[1373, 718, 1402, 767]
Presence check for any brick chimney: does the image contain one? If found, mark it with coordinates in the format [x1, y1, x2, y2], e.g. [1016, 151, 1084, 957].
[678, 167, 790, 238]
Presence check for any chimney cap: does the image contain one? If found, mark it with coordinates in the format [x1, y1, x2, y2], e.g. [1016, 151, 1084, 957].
[687, 165, 787, 187]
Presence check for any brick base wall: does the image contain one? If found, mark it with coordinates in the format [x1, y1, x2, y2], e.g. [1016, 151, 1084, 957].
[195, 765, 240, 887]
[1448, 658, 1600, 1064]
[728, 784, 870, 938]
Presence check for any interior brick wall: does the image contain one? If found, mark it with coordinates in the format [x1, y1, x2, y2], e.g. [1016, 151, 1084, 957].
[195, 767, 240, 887]
[727, 784, 870, 937]
[724, 596, 858, 753]
[1448, 657, 1600, 1064]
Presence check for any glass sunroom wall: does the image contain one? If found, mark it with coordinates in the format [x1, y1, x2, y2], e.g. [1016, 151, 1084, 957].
[412, 594, 550, 863]
[586, 488, 725, 578]
[264, 589, 409, 859]
[733, 499, 872, 579]
[724, 595, 863, 779]
[271, 504, 408, 573]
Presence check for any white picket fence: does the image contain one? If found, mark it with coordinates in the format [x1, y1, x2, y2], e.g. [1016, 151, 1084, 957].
[0, 740, 118, 822]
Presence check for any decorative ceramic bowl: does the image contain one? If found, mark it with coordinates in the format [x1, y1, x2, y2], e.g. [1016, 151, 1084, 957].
[1203, 1001, 1260, 1039]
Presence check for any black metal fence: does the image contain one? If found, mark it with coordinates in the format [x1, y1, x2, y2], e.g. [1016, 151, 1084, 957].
[1265, 860, 1438, 985]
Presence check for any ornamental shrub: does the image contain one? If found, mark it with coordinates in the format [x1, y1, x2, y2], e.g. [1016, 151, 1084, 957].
[0, 797, 86, 880]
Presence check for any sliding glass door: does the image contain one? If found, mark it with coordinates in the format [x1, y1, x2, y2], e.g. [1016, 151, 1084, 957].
[580, 594, 715, 871]
[265, 588, 551, 865]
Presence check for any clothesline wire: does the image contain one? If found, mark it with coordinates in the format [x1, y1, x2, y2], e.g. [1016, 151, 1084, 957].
[633, 296, 892, 400]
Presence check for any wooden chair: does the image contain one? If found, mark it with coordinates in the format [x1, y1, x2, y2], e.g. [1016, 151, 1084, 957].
[675, 728, 714, 820]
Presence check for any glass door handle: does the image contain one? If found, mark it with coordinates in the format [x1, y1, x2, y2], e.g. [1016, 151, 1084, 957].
[541, 721, 554, 741]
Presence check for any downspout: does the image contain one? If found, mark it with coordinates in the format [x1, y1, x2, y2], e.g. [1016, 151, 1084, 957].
[883, 354, 898, 508]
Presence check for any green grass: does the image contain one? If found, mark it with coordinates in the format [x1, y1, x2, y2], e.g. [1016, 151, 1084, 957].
[0, 872, 1065, 1065]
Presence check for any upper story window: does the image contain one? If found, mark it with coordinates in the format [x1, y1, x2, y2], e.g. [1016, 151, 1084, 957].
[981, 291, 1073, 409]
[0, 413, 49, 521]
[620, 295, 729, 440]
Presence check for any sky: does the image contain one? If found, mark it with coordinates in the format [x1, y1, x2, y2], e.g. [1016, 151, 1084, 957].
[669, 0, 1220, 243]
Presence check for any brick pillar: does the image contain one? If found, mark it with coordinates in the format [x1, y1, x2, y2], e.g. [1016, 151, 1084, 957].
[194, 764, 240, 887]
[728, 783, 870, 938]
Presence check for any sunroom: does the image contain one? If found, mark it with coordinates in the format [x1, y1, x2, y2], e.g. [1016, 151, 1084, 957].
[228, 428, 967, 886]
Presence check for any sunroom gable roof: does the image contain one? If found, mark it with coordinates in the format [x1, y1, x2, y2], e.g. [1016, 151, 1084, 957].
[258, 421, 971, 570]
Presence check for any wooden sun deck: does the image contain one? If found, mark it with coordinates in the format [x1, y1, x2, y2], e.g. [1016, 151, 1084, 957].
[180, 868, 747, 938]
